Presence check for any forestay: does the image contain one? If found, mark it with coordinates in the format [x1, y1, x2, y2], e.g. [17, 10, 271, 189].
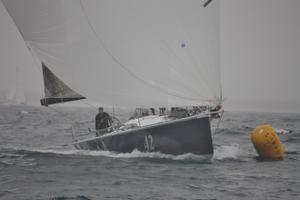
[3, 0, 220, 108]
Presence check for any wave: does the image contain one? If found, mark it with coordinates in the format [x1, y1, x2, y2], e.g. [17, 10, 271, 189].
[50, 196, 91, 200]
[20, 110, 29, 114]
[0, 149, 36, 166]
[213, 144, 245, 161]
[1, 147, 212, 162]
[283, 133, 300, 143]
[1, 143, 258, 163]
[274, 128, 293, 134]
[214, 128, 245, 135]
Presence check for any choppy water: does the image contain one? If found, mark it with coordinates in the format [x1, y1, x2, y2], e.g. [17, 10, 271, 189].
[0, 105, 300, 200]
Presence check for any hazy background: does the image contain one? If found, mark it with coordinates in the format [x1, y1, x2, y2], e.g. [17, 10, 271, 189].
[0, 0, 299, 113]
[221, 0, 300, 113]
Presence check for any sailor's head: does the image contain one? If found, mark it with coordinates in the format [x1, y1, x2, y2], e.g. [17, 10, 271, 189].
[98, 107, 104, 113]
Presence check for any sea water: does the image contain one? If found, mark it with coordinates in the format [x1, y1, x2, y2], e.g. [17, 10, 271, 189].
[0, 105, 299, 200]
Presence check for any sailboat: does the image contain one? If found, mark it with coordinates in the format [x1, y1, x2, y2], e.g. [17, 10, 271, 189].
[5, 66, 27, 105]
[2, 0, 222, 156]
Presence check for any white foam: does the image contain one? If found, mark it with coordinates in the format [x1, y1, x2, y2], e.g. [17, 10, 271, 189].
[8, 146, 211, 162]
[213, 144, 243, 160]
[98, 149, 211, 161]
[275, 128, 291, 134]
[53, 149, 210, 161]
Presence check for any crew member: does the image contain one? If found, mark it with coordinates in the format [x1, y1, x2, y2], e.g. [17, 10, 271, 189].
[95, 107, 112, 136]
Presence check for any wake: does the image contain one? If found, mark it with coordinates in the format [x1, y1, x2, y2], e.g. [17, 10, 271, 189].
[2, 146, 212, 162]
[2, 143, 253, 163]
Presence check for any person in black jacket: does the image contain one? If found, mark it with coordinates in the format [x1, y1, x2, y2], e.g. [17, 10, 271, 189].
[95, 107, 112, 136]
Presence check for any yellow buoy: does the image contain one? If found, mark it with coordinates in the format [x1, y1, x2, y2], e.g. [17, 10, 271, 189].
[251, 124, 285, 160]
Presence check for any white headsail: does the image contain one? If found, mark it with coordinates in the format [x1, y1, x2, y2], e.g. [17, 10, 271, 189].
[2, 0, 220, 108]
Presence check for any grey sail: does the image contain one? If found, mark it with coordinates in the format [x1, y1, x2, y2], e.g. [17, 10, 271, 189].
[40, 63, 85, 106]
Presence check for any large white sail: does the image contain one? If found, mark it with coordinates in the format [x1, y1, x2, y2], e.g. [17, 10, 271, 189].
[2, 0, 220, 108]
[0, 0, 43, 105]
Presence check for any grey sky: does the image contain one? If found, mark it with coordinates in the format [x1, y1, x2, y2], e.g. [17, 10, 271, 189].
[0, 0, 299, 113]
[221, 0, 300, 113]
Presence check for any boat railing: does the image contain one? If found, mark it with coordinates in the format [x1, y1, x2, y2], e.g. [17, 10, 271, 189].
[71, 116, 124, 141]
[71, 107, 224, 141]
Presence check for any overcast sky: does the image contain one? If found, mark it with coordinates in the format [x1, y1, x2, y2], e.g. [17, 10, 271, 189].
[221, 0, 300, 113]
[0, 0, 299, 113]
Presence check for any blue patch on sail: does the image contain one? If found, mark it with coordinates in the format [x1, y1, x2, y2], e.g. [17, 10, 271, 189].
[181, 43, 186, 48]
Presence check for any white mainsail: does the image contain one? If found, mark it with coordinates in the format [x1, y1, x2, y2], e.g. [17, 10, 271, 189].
[2, 0, 220, 108]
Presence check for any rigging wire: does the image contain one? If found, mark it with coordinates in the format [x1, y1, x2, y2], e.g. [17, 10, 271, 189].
[45, 104, 95, 142]
[46, 105, 78, 124]
[159, 41, 209, 99]
[168, 11, 216, 99]
[79, 99, 97, 109]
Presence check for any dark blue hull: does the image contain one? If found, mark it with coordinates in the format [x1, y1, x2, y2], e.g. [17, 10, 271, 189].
[74, 115, 213, 155]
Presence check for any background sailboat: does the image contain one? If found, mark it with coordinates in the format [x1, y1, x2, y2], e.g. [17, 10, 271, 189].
[5, 66, 26, 105]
